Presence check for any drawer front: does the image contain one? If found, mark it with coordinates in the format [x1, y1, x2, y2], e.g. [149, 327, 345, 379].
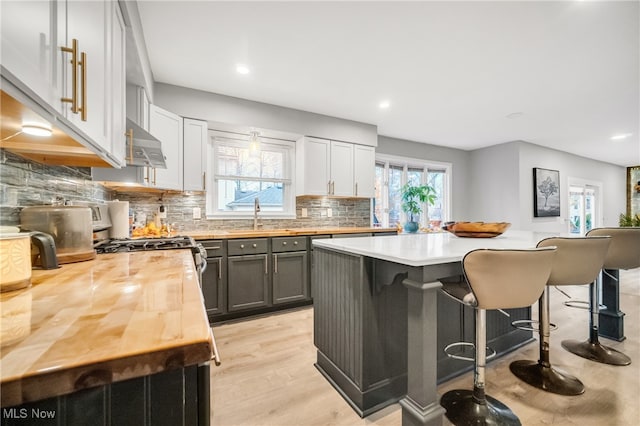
[272, 236, 307, 253]
[228, 238, 268, 255]
[198, 240, 226, 257]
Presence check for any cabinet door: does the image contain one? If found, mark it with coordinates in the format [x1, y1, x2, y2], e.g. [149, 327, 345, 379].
[202, 257, 226, 317]
[227, 254, 270, 312]
[64, 0, 109, 150]
[1, 0, 61, 110]
[183, 118, 208, 191]
[272, 251, 308, 304]
[149, 104, 183, 190]
[330, 141, 354, 196]
[353, 145, 375, 198]
[108, 1, 126, 167]
[301, 137, 330, 195]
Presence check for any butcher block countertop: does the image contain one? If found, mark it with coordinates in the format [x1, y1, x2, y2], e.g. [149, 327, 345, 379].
[0, 250, 213, 407]
[184, 226, 397, 240]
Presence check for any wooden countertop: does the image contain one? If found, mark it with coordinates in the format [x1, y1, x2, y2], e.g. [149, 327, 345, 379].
[0, 250, 213, 407]
[184, 227, 397, 240]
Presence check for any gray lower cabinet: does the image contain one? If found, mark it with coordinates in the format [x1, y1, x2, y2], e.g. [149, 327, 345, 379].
[227, 253, 270, 312]
[200, 240, 227, 319]
[272, 251, 308, 304]
[272, 236, 308, 305]
[203, 256, 226, 316]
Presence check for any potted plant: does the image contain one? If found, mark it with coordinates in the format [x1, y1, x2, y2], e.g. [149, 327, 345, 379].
[401, 183, 437, 233]
[619, 213, 640, 227]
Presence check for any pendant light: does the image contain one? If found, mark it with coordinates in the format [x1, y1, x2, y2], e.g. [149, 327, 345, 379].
[249, 131, 261, 156]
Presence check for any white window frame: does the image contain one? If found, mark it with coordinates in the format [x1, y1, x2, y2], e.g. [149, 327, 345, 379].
[374, 153, 452, 228]
[206, 130, 296, 219]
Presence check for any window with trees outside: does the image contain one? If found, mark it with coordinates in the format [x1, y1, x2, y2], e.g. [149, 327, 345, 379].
[206, 131, 295, 218]
[373, 154, 451, 229]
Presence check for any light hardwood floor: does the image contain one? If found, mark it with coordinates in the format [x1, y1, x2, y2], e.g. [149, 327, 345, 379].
[210, 269, 639, 426]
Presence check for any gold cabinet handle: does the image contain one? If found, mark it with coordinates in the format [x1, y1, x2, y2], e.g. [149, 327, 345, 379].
[126, 129, 133, 162]
[60, 39, 79, 113]
[79, 51, 87, 121]
[327, 181, 331, 195]
[202, 171, 206, 190]
[264, 255, 268, 274]
[273, 254, 278, 274]
[355, 182, 358, 196]
[144, 167, 150, 183]
[217, 258, 222, 280]
[152, 167, 157, 185]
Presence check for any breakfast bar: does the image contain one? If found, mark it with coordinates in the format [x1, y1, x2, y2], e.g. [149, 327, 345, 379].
[312, 230, 553, 426]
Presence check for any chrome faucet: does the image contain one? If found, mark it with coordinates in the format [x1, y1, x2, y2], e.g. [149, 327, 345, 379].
[253, 197, 261, 230]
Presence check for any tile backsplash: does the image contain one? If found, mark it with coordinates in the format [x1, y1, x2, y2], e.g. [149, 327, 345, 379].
[0, 150, 371, 230]
[114, 192, 371, 232]
[0, 151, 111, 225]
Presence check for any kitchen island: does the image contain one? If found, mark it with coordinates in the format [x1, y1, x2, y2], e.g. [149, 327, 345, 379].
[312, 230, 553, 426]
[0, 250, 213, 425]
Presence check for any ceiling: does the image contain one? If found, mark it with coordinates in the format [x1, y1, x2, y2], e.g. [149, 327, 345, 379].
[136, 1, 639, 167]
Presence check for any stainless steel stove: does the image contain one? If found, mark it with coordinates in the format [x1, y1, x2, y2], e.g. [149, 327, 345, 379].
[95, 236, 207, 283]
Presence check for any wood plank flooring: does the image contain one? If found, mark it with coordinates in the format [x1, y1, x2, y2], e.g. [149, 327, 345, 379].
[210, 269, 639, 425]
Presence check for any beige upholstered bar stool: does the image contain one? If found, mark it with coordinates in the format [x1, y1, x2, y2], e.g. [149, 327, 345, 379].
[440, 247, 556, 426]
[561, 228, 640, 365]
[510, 236, 611, 395]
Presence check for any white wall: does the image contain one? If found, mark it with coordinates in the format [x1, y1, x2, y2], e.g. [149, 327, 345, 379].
[154, 83, 378, 146]
[467, 141, 626, 232]
[517, 141, 626, 232]
[468, 142, 521, 226]
[376, 135, 471, 220]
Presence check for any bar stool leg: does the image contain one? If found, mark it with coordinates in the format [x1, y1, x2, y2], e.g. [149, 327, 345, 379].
[562, 275, 631, 366]
[510, 288, 585, 395]
[441, 309, 521, 425]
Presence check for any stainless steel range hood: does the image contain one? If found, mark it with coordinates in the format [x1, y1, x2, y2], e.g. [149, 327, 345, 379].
[126, 119, 167, 169]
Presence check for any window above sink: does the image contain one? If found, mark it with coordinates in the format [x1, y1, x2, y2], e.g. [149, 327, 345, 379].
[206, 130, 296, 219]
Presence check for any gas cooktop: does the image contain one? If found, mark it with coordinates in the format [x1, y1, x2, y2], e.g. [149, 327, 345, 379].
[95, 236, 198, 254]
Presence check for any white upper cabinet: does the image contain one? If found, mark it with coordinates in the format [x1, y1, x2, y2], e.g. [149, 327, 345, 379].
[297, 137, 331, 195]
[0, 0, 126, 167]
[149, 104, 183, 191]
[329, 141, 354, 196]
[61, 0, 108, 150]
[183, 118, 208, 192]
[126, 84, 150, 131]
[1, 0, 62, 109]
[353, 145, 375, 197]
[109, 1, 126, 167]
[296, 136, 375, 197]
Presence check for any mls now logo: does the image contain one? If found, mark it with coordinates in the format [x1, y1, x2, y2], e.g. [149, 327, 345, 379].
[3, 408, 56, 419]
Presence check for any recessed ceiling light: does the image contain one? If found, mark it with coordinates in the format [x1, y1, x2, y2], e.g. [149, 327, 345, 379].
[236, 64, 250, 75]
[610, 133, 632, 140]
[22, 123, 52, 137]
[506, 112, 524, 119]
[379, 100, 390, 109]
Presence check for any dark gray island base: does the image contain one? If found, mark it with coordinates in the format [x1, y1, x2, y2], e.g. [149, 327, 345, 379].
[313, 247, 533, 425]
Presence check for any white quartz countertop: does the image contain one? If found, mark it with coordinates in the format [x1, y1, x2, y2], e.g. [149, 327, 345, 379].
[312, 230, 561, 267]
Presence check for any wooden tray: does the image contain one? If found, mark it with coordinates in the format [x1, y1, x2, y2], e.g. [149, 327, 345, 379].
[442, 222, 511, 238]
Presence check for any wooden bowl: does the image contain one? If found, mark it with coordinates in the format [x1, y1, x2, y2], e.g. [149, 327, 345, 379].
[442, 222, 511, 238]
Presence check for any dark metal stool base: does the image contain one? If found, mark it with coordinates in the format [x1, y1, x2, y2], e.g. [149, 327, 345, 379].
[441, 389, 521, 426]
[561, 339, 631, 366]
[509, 360, 584, 396]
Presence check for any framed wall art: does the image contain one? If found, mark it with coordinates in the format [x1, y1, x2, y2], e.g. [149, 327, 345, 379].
[533, 168, 560, 217]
